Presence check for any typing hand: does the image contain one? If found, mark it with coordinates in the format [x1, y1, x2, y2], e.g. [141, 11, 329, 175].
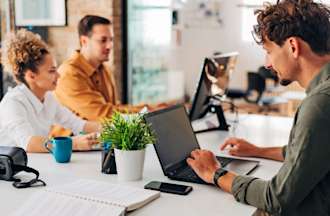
[220, 137, 259, 157]
[186, 149, 221, 184]
[73, 132, 99, 151]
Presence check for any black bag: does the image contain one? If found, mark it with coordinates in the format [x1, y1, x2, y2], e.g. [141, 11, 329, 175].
[0, 146, 46, 188]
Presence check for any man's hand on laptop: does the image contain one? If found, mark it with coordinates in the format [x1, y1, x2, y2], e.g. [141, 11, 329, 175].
[220, 137, 260, 157]
[186, 149, 221, 184]
[221, 137, 285, 162]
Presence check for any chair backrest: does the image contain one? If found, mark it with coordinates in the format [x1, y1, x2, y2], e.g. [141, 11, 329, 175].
[258, 66, 279, 85]
[245, 72, 266, 103]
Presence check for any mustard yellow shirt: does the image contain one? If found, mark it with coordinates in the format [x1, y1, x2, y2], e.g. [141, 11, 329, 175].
[54, 51, 139, 121]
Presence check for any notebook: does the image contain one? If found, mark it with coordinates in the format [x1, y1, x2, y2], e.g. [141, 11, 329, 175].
[11, 179, 160, 216]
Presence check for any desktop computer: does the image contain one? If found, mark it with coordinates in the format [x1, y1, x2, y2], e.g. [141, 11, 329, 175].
[189, 52, 239, 132]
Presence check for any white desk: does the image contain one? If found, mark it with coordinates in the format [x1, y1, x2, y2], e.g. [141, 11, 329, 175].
[1, 114, 293, 216]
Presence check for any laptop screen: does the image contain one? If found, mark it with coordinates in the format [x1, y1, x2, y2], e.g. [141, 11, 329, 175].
[144, 105, 200, 172]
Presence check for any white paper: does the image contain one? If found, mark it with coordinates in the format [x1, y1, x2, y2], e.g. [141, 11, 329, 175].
[11, 191, 125, 216]
[48, 179, 160, 209]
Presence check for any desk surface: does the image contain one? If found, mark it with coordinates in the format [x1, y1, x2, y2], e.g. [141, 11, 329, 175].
[1, 114, 293, 216]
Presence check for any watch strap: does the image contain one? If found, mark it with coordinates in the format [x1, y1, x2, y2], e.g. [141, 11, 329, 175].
[213, 168, 228, 188]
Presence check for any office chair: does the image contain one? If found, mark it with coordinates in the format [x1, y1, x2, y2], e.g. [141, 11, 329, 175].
[226, 88, 246, 112]
[226, 71, 286, 114]
[244, 72, 265, 104]
[258, 66, 278, 85]
[226, 72, 265, 112]
[244, 72, 287, 113]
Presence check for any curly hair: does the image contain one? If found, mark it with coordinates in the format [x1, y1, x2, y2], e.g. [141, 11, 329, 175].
[253, 0, 330, 55]
[2, 29, 49, 85]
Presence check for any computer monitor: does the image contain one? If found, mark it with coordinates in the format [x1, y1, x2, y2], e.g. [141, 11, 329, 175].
[189, 52, 239, 132]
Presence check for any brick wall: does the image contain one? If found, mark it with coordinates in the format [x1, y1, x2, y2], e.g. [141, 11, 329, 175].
[48, 0, 123, 100]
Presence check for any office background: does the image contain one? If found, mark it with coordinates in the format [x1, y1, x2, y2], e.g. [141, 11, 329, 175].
[0, 0, 309, 115]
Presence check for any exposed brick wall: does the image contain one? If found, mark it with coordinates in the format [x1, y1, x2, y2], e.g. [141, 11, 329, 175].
[48, 0, 123, 100]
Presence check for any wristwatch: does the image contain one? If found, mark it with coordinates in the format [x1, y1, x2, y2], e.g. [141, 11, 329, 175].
[213, 168, 228, 188]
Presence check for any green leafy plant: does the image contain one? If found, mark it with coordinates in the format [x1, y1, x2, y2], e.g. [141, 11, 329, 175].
[100, 112, 156, 151]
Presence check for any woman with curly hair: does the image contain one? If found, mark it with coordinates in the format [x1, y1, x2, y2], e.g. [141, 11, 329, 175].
[0, 29, 101, 152]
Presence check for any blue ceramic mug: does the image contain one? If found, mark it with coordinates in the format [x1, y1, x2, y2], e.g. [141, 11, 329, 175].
[44, 137, 72, 163]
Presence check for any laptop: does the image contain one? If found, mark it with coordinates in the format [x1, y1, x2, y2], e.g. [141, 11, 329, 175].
[144, 105, 259, 184]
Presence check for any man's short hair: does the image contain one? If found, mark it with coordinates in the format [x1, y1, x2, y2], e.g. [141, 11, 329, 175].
[253, 0, 330, 55]
[78, 15, 111, 38]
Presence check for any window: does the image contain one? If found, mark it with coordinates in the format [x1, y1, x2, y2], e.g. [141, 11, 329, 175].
[241, 0, 276, 42]
[241, 0, 330, 42]
[15, 0, 66, 26]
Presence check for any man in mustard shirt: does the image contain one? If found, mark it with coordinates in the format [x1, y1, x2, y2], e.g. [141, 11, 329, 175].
[55, 15, 145, 121]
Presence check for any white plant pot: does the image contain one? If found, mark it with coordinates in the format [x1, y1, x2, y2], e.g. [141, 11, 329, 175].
[114, 148, 146, 181]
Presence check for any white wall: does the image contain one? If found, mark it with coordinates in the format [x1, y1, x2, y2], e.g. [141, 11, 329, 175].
[177, 0, 266, 97]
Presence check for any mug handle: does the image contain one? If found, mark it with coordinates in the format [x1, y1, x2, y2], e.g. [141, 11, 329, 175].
[44, 139, 53, 154]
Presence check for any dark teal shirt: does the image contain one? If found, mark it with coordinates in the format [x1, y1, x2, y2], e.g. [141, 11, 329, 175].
[232, 62, 330, 216]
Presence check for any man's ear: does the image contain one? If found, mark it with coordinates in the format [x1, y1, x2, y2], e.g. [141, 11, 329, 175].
[80, 35, 89, 47]
[288, 37, 300, 58]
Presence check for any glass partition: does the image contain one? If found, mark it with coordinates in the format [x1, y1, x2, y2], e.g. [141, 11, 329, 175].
[125, 0, 184, 104]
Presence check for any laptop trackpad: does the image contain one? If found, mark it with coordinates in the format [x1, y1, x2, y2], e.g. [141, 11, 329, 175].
[224, 160, 259, 175]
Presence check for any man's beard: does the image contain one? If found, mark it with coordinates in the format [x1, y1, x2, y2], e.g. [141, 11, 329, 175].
[280, 79, 292, 86]
[270, 69, 292, 86]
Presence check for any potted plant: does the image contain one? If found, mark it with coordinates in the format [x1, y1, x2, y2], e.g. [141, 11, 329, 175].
[100, 112, 155, 181]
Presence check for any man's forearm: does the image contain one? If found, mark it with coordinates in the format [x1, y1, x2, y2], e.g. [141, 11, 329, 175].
[215, 147, 284, 194]
[256, 147, 284, 161]
[218, 172, 236, 193]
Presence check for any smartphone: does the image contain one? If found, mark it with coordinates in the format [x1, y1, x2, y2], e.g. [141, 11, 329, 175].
[144, 181, 193, 195]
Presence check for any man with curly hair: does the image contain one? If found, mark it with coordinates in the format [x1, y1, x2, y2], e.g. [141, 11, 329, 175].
[187, 0, 330, 215]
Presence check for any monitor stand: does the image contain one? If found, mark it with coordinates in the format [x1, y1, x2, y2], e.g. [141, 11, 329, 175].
[194, 104, 229, 133]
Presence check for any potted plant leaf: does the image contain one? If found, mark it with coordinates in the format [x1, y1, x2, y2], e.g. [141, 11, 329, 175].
[100, 112, 155, 181]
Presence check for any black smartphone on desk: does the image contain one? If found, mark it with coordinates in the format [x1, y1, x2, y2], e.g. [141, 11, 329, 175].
[144, 181, 193, 195]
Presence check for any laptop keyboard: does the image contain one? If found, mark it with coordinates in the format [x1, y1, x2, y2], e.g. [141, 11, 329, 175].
[170, 166, 201, 182]
[216, 156, 234, 167]
[177, 167, 198, 179]
[167, 157, 235, 184]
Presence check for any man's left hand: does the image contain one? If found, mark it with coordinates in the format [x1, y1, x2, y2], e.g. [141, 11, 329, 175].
[186, 149, 221, 184]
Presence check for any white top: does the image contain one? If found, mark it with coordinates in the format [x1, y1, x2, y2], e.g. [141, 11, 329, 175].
[0, 84, 86, 149]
